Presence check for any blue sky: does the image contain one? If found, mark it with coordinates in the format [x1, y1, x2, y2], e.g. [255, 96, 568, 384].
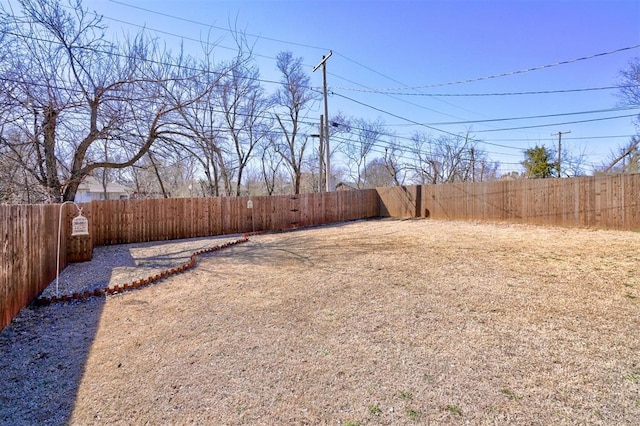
[30, 0, 640, 174]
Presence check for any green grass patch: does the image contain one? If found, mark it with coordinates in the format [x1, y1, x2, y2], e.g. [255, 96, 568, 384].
[368, 404, 382, 416]
[500, 387, 522, 401]
[406, 408, 421, 420]
[399, 391, 413, 400]
[447, 404, 462, 415]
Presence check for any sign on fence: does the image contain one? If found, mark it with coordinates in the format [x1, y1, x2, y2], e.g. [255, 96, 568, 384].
[71, 214, 89, 236]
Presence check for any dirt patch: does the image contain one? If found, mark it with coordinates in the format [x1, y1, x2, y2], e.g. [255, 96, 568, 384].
[2, 219, 640, 425]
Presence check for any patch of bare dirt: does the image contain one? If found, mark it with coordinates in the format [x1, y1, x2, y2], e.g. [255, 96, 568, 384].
[2, 219, 640, 425]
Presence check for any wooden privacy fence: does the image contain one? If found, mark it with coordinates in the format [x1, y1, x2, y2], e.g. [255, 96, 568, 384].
[0, 204, 87, 331]
[376, 174, 640, 229]
[1, 190, 379, 331]
[4, 174, 640, 331]
[87, 190, 379, 245]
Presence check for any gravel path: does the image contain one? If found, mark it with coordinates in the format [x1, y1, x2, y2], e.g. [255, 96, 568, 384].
[39, 234, 245, 298]
[0, 234, 243, 426]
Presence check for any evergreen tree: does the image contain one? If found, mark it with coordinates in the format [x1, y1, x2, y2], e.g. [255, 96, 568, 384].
[522, 146, 556, 178]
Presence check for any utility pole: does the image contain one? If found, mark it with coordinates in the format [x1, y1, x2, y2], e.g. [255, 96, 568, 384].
[313, 50, 332, 191]
[470, 147, 475, 182]
[317, 115, 324, 192]
[603, 138, 639, 173]
[552, 130, 571, 178]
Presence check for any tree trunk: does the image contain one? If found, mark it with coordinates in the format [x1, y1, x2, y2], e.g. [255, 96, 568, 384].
[42, 106, 62, 201]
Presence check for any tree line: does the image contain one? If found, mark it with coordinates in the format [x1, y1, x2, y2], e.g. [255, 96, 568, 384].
[1, 0, 637, 204]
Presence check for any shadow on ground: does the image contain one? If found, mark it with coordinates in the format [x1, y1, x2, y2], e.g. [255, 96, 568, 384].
[0, 234, 246, 426]
[0, 297, 106, 426]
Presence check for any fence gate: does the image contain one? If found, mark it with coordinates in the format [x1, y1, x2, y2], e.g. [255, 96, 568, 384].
[289, 195, 301, 227]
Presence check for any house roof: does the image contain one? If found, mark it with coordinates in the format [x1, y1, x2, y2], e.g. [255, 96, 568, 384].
[77, 176, 131, 194]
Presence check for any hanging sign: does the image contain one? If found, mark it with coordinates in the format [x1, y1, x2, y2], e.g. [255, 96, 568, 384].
[247, 200, 254, 209]
[71, 214, 89, 236]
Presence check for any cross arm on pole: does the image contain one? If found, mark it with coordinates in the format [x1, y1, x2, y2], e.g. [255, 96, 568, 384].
[313, 50, 333, 72]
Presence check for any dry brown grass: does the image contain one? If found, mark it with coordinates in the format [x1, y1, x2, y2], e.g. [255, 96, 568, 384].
[7, 219, 640, 425]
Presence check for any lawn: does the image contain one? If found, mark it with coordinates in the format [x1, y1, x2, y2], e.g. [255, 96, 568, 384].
[2, 219, 639, 425]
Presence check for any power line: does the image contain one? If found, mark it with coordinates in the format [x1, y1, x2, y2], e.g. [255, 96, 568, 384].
[336, 85, 638, 97]
[0, 29, 285, 87]
[474, 113, 638, 133]
[332, 43, 640, 91]
[331, 120, 529, 163]
[330, 90, 640, 161]
[327, 57, 493, 122]
[86, 8, 366, 93]
[56, 0, 636, 139]
[56, 5, 399, 105]
[103, 0, 474, 108]
[331, 91, 463, 139]
[92, 1, 489, 123]
[4, 71, 633, 157]
[99, 1, 640, 139]
[95, 14, 286, 65]
[107, 0, 332, 52]
[4, 11, 636, 169]
[424, 106, 640, 126]
[99, 8, 399, 111]
[332, 90, 640, 138]
[323, 71, 472, 121]
[488, 134, 636, 142]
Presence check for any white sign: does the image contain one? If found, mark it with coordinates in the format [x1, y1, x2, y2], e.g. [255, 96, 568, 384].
[247, 200, 254, 209]
[71, 214, 89, 236]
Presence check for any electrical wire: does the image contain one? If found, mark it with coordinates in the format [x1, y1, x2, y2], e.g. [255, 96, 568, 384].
[102, 0, 640, 128]
[330, 91, 463, 139]
[0, 29, 285, 87]
[338, 85, 639, 97]
[488, 134, 636, 142]
[332, 90, 640, 140]
[422, 106, 640, 126]
[473, 113, 638, 133]
[97, 14, 288, 65]
[107, 0, 332, 52]
[333, 44, 640, 92]
[4, 71, 635, 161]
[19, 2, 637, 142]
[84, 2, 488, 122]
[4, 5, 637, 175]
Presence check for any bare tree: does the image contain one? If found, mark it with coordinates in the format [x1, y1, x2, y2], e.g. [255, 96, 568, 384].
[175, 83, 227, 197]
[0, 0, 210, 202]
[382, 145, 406, 186]
[410, 132, 437, 184]
[470, 150, 500, 182]
[595, 137, 640, 175]
[260, 132, 287, 195]
[409, 131, 496, 183]
[618, 58, 640, 113]
[213, 53, 272, 196]
[241, 165, 265, 196]
[340, 118, 385, 189]
[559, 142, 589, 177]
[272, 51, 318, 194]
[362, 157, 397, 188]
[0, 134, 38, 202]
[171, 41, 237, 197]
